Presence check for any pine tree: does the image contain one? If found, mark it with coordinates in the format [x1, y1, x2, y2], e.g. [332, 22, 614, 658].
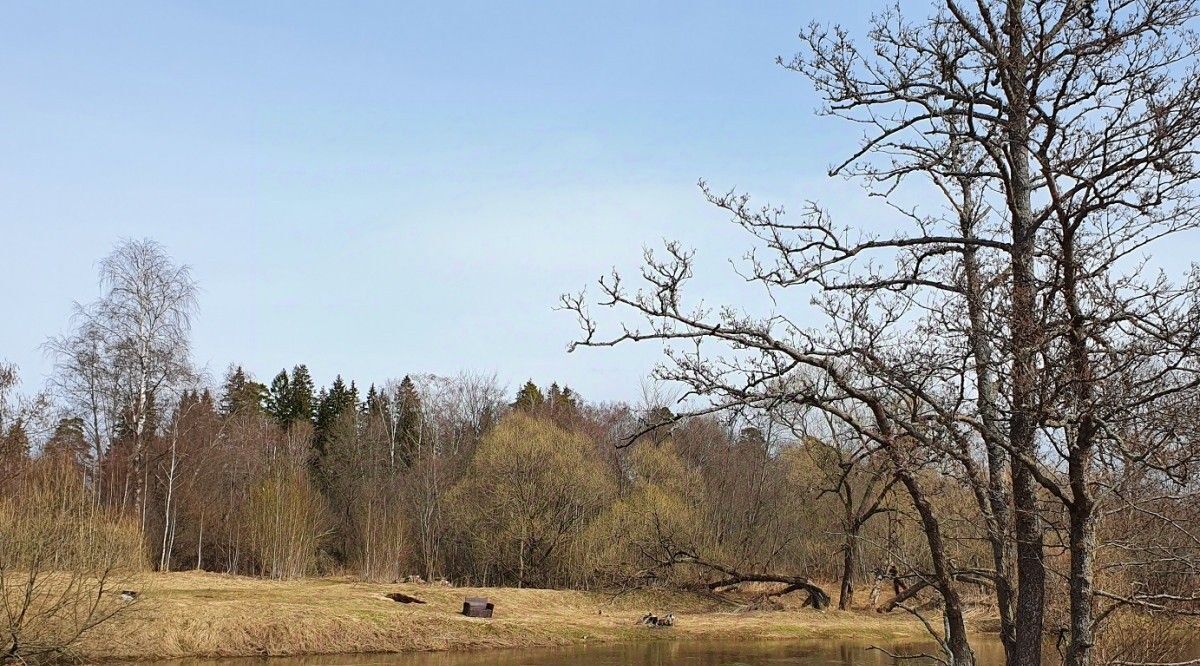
[288, 365, 316, 424]
[512, 380, 544, 412]
[264, 370, 291, 424]
[395, 375, 422, 466]
[219, 366, 266, 417]
[0, 418, 30, 475]
[45, 417, 89, 467]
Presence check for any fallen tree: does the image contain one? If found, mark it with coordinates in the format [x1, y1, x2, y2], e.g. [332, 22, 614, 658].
[879, 569, 996, 613]
[653, 545, 831, 610]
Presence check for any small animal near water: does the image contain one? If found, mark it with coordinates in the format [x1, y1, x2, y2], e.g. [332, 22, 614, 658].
[640, 612, 674, 627]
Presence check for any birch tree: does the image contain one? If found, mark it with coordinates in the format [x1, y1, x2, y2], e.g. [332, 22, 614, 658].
[49, 239, 197, 521]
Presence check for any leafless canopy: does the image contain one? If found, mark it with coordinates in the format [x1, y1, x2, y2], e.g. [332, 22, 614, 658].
[563, 3, 1200, 666]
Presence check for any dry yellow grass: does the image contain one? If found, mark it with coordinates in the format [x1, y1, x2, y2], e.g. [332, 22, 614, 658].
[79, 572, 932, 662]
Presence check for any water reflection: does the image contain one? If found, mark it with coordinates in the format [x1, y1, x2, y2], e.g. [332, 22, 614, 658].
[164, 639, 1011, 666]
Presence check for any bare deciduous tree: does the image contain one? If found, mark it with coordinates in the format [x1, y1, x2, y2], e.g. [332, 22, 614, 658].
[0, 457, 143, 664]
[47, 239, 198, 524]
[563, 3, 1200, 666]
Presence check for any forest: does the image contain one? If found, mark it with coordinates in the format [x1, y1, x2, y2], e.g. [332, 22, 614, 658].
[1, 239, 907, 663]
[2, 260, 869, 591]
[1, 229, 1197, 665]
[7, 1, 1200, 666]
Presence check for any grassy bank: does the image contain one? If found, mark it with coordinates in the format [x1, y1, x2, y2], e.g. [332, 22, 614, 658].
[79, 572, 933, 661]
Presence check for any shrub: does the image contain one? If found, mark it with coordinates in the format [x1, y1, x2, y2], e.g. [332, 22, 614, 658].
[0, 457, 144, 664]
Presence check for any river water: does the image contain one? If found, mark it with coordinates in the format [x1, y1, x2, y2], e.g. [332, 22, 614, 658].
[163, 638, 1013, 666]
[153, 633, 1200, 666]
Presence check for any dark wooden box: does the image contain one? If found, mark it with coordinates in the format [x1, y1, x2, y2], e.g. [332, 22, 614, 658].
[462, 597, 494, 618]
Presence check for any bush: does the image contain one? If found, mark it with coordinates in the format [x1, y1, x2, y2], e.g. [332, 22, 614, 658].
[240, 467, 328, 579]
[0, 457, 144, 664]
[448, 413, 612, 587]
[577, 441, 711, 588]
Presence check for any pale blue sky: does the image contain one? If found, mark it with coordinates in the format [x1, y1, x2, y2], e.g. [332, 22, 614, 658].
[0, 1, 1001, 401]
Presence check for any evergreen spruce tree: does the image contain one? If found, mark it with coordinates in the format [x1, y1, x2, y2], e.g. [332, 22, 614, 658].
[0, 418, 30, 474]
[264, 369, 291, 424]
[288, 364, 316, 424]
[362, 383, 396, 471]
[347, 381, 361, 416]
[512, 380, 544, 412]
[314, 376, 357, 459]
[219, 365, 267, 417]
[363, 384, 380, 416]
[395, 375, 422, 466]
[315, 376, 351, 431]
[560, 386, 580, 411]
[44, 416, 90, 468]
[198, 388, 217, 414]
[264, 364, 316, 426]
[550, 384, 581, 423]
[547, 382, 563, 407]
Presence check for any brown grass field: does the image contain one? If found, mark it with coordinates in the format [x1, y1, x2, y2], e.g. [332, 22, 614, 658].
[77, 572, 937, 661]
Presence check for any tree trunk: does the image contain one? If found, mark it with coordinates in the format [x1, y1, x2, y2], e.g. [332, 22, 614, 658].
[838, 522, 860, 611]
[692, 561, 831, 609]
[1066, 495, 1096, 666]
[958, 171, 1019, 666]
[159, 433, 178, 571]
[1004, 4, 1046, 664]
[518, 519, 527, 588]
[196, 513, 204, 571]
[1059, 157, 1098, 666]
[896, 469, 975, 666]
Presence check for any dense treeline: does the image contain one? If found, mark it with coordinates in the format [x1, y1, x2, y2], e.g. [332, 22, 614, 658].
[0, 240, 906, 598]
[5, 238, 1195, 660]
[8, 3, 1200, 665]
[2, 361, 899, 591]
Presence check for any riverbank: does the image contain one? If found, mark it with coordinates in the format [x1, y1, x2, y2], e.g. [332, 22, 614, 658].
[79, 572, 936, 662]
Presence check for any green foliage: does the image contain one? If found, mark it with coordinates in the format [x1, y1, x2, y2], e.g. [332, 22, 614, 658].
[577, 441, 710, 587]
[289, 366, 316, 420]
[264, 365, 316, 427]
[448, 412, 613, 587]
[394, 375, 421, 467]
[511, 380, 545, 412]
[43, 417, 90, 468]
[218, 366, 267, 417]
[264, 371, 290, 422]
[313, 376, 359, 465]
